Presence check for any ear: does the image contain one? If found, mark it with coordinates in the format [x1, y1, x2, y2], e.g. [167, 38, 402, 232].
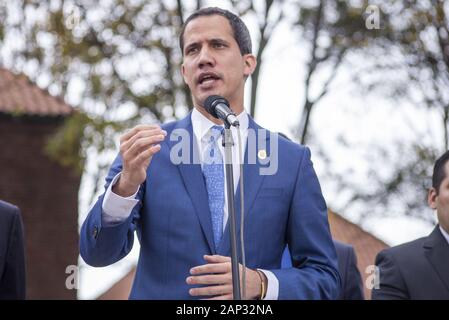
[243, 54, 257, 77]
[428, 187, 438, 210]
[181, 64, 187, 83]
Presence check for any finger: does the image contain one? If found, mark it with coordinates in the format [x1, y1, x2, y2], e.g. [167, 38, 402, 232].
[121, 124, 163, 142]
[130, 144, 161, 166]
[189, 284, 232, 297]
[120, 129, 164, 156]
[187, 273, 231, 285]
[131, 135, 165, 154]
[204, 294, 233, 300]
[125, 135, 166, 158]
[121, 128, 166, 151]
[190, 262, 230, 275]
[203, 255, 231, 263]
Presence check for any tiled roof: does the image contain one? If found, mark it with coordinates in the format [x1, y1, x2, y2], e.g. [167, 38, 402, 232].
[329, 210, 389, 299]
[96, 210, 389, 300]
[0, 68, 72, 116]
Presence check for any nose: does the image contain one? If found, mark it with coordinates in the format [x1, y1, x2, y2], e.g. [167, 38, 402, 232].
[198, 47, 215, 68]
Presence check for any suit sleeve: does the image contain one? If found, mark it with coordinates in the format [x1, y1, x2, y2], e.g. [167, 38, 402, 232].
[0, 206, 26, 299]
[271, 147, 341, 299]
[79, 154, 145, 267]
[371, 249, 409, 300]
[344, 247, 365, 300]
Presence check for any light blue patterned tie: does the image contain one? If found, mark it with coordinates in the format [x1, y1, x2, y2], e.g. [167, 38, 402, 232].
[202, 125, 224, 251]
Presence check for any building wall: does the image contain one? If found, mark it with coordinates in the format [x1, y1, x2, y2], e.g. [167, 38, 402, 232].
[0, 116, 80, 299]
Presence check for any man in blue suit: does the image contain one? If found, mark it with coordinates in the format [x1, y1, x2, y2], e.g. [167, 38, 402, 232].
[282, 241, 364, 300]
[80, 7, 340, 299]
[0, 200, 26, 299]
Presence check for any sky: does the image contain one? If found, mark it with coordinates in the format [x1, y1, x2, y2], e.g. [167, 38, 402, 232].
[42, 0, 438, 299]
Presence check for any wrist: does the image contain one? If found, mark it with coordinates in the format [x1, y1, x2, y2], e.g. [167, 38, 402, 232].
[255, 270, 267, 300]
[112, 175, 139, 197]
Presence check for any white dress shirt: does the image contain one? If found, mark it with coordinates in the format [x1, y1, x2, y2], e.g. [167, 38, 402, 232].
[439, 225, 449, 245]
[101, 108, 279, 299]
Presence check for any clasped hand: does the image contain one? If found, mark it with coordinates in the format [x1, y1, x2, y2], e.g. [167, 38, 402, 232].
[186, 254, 263, 300]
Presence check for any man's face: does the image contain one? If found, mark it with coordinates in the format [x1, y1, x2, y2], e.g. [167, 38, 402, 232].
[181, 15, 256, 111]
[428, 161, 449, 233]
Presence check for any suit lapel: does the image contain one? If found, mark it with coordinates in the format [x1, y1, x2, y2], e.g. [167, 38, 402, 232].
[424, 225, 449, 293]
[168, 114, 215, 253]
[218, 117, 269, 256]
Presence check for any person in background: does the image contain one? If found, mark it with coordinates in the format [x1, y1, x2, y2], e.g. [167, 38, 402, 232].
[0, 200, 26, 299]
[372, 150, 449, 300]
[282, 241, 364, 300]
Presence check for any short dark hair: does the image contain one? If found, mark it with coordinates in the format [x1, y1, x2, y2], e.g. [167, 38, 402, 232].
[179, 7, 252, 56]
[432, 150, 449, 194]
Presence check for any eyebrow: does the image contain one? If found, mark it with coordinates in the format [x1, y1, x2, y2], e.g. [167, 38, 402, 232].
[184, 38, 230, 53]
[209, 38, 229, 45]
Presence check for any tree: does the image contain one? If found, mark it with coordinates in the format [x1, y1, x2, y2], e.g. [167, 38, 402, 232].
[0, 0, 290, 205]
[292, 0, 380, 144]
[0, 0, 195, 205]
[230, 0, 285, 118]
[382, 0, 449, 150]
[324, 0, 449, 223]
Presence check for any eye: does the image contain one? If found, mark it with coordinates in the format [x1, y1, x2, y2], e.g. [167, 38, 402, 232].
[186, 46, 198, 55]
[213, 42, 225, 48]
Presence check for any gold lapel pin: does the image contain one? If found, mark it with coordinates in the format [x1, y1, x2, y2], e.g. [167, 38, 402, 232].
[258, 149, 267, 160]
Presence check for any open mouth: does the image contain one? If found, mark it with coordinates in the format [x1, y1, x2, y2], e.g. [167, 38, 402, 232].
[198, 73, 221, 86]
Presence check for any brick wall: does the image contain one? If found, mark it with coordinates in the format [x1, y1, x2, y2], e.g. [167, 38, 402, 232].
[0, 115, 81, 299]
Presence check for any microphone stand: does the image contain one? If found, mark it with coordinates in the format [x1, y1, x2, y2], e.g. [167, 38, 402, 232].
[222, 121, 241, 300]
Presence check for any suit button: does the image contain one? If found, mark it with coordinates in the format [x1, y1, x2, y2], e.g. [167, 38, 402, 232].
[92, 226, 99, 239]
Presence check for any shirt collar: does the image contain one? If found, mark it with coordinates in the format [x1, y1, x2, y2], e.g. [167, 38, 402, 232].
[191, 107, 249, 142]
[439, 225, 449, 245]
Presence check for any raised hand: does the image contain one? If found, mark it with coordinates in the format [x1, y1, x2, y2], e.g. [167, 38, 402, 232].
[113, 124, 167, 197]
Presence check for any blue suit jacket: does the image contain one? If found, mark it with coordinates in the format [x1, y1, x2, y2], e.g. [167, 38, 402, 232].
[80, 113, 340, 299]
[282, 241, 364, 300]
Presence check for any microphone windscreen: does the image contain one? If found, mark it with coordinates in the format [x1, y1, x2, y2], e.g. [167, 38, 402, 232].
[204, 95, 228, 118]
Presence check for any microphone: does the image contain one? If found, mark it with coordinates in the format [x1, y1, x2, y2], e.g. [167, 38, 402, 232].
[204, 95, 240, 127]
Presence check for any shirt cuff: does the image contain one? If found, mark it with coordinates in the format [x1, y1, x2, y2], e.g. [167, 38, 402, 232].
[258, 269, 279, 300]
[101, 172, 140, 225]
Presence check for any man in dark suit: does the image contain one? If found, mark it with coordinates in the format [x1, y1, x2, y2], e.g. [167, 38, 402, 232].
[0, 200, 26, 299]
[282, 241, 364, 300]
[372, 150, 449, 300]
[333, 241, 364, 300]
